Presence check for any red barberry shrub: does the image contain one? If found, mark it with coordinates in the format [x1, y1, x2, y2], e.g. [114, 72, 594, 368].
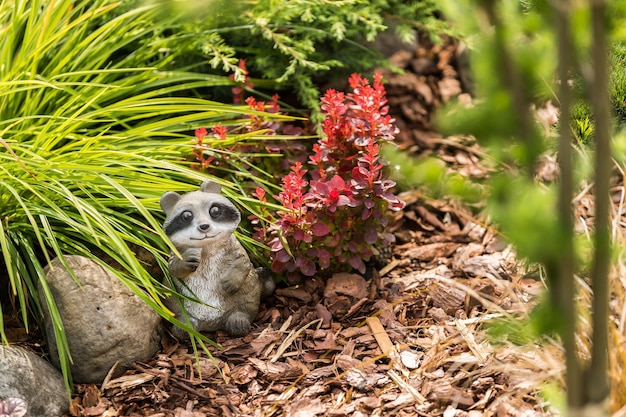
[187, 68, 404, 279]
[255, 72, 405, 279]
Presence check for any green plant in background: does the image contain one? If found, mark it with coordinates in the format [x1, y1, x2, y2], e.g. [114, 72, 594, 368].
[574, 115, 595, 143]
[609, 42, 626, 129]
[157, 0, 459, 121]
[0, 0, 296, 393]
[567, 40, 626, 143]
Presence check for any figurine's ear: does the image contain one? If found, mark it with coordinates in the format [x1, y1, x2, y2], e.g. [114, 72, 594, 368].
[160, 192, 181, 215]
[200, 180, 222, 194]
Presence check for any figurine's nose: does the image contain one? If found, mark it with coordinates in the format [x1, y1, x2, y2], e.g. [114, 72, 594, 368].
[198, 223, 210, 232]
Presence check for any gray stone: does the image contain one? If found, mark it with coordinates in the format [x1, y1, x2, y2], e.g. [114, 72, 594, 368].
[0, 345, 69, 417]
[40, 255, 162, 383]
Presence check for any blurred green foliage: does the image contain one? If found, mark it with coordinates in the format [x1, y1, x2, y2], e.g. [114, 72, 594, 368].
[422, 0, 613, 338]
[405, 1, 619, 407]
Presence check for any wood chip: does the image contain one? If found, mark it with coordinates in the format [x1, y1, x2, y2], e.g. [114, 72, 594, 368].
[403, 242, 463, 261]
[270, 319, 322, 362]
[388, 369, 426, 403]
[324, 273, 368, 299]
[366, 316, 395, 356]
[455, 319, 488, 363]
[101, 373, 155, 390]
[379, 259, 400, 276]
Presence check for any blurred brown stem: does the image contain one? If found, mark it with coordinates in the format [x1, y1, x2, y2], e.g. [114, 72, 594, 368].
[588, 0, 611, 406]
[554, 0, 583, 408]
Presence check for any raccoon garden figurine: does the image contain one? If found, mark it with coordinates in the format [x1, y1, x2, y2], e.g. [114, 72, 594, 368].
[160, 180, 275, 337]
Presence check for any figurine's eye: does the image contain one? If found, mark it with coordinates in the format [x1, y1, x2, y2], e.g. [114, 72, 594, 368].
[180, 210, 194, 222]
[209, 205, 221, 218]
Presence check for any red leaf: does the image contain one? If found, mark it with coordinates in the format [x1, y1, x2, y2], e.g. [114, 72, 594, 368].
[318, 248, 331, 269]
[275, 249, 291, 263]
[311, 222, 330, 237]
[337, 195, 351, 206]
[294, 228, 306, 241]
[300, 259, 316, 276]
[364, 227, 378, 245]
[271, 259, 286, 272]
[328, 174, 347, 189]
[195, 127, 207, 139]
[351, 166, 369, 181]
[348, 256, 366, 273]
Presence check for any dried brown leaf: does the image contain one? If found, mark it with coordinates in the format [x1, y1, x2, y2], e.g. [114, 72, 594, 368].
[248, 357, 303, 380]
[275, 287, 313, 303]
[324, 273, 368, 299]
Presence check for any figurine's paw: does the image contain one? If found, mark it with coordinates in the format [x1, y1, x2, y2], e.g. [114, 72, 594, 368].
[183, 256, 200, 271]
[168, 249, 201, 277]
[225, 312, 252, 337]
[221, 277, 241, 295]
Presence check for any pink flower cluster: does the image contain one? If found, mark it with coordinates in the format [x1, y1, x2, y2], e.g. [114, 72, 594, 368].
[256, 73, 405, 278]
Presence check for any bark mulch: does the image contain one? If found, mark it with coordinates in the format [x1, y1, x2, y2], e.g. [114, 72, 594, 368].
[67, 194, 559, 417]
[61, 37, 562, 416]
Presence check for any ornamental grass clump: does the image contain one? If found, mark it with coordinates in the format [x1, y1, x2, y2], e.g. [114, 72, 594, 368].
[254, 73, 405, 279]
[0, 0, 298, 392]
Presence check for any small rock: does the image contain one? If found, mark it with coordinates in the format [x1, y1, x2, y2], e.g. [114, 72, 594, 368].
[0, 345, 69, 417]
[40, 255, 162, 383]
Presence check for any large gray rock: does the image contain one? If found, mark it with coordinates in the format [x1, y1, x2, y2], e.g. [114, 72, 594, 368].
[40, 255, 162, 383]
[0, 345, 69, 417]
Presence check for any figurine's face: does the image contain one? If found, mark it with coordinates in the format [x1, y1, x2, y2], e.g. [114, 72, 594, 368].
[161, 188, 240, 248]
